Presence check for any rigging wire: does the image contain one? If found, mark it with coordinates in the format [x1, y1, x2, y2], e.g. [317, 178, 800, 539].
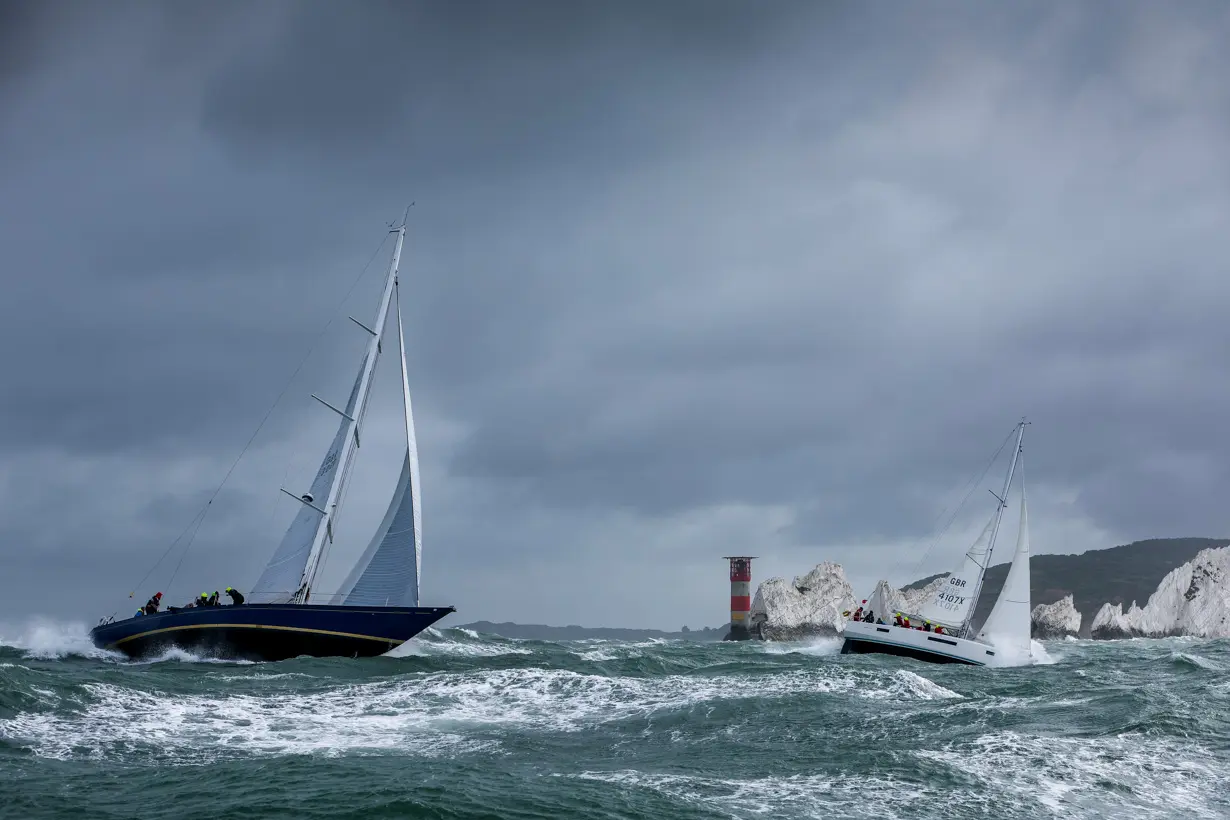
[124, 231, 396, 600]
[892, 425, 1018, 587]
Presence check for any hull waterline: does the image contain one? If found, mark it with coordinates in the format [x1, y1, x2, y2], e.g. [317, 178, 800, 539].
[90, 603, 455, 661]
[840, 620, 996, 667]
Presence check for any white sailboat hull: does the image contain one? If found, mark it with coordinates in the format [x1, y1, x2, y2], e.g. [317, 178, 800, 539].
[840, 620, 999, 666]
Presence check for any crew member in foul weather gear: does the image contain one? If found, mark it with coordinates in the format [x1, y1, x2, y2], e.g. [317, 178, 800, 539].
[198, 592, 210, 607]
[207, 590, 220, 607]
[225, 587, 245, 605]
[143, 592, 163, 615]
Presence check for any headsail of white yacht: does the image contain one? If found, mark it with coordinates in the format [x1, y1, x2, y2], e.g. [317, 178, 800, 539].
[249, 214, 422, 606]
[976, 481, 1031, 654]
[911, 421, 1026, 634]
[914, 513, 996, 629]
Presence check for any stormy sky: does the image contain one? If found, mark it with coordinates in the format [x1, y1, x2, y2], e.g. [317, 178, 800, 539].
[2, 1, 1229, 630]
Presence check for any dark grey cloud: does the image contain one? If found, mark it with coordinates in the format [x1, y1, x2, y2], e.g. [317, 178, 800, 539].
[2, 1, 1229, 631]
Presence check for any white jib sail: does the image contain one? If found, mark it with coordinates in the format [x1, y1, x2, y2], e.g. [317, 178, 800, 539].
[337, 271, 423, 607]
[915, 511, 997, 629]
[338, 452, 420, 606]
[976, 484, 1031, 654]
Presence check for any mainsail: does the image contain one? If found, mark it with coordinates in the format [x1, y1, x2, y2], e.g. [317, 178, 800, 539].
[976, 484, 1031, 653]
[250, 363, 366, 603]
[914, 512, 996, 629]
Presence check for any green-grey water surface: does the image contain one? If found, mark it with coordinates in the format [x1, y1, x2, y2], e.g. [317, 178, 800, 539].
[2, 624, 1228, 819]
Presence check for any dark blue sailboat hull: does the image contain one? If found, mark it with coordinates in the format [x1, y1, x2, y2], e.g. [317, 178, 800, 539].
[90, 603, 455, 661]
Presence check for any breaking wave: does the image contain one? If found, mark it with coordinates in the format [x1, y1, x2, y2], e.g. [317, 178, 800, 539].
[3, 623, 1228, 818]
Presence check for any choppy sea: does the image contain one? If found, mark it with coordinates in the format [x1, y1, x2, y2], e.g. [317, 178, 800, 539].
[1, 622, 1227, 819]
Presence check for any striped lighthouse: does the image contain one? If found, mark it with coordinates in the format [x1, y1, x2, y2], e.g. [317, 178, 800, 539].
[723, 556, 756, 641]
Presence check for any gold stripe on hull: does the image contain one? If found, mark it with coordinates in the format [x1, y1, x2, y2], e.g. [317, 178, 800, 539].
[110, 622, 401, 648]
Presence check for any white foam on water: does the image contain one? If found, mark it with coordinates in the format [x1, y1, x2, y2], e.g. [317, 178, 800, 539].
[564, 728, 1227, 818]
[984, 638, 1055, 668]
[135, 647, 255, 665]
[387, 638, 532, 658]
[209, 672, 317, 682]
[0, 619, 250, 665]
[0, 679, 499, 763]
[1029, 640, 1058, 665]
[577, 649, 615, 660]
[758, 637, 843, 656]
[880, 670, 963, 701]
[565, 769, 939, 820]
[0, 662, 949, 763]
[0, 618, 123, 661]
[917, 731, 1226, 818]
[1170, 651, 1222, 671]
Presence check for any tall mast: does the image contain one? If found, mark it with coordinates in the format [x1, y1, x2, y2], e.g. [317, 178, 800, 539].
[293, 215, 409, 602]
[959, 419, 1026, 638]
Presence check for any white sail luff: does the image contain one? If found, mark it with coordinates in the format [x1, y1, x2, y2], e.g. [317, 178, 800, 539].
[976, 482, 1031, 654]
[296, 224, 408, 600]
[396, 282, 423, 604]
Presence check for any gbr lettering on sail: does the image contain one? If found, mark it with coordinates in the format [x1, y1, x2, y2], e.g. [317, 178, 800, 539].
[935, 576, 968, 611]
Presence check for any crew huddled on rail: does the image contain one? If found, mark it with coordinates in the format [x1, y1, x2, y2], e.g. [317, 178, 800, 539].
[843, 603, 887, 625]
[135, 587, 245, 616]
[887, 611, 947, 635]
[841, 606, 950, 636]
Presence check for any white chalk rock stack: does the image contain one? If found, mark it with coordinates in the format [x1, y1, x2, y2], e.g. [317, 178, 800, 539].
[1031, 594, 1082, 638]
[749, 562, 856, 640]
[1090, 547, 1230, 639]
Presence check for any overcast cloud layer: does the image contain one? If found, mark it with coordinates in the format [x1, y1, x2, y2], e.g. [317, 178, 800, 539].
[2, 1, 1229, 629]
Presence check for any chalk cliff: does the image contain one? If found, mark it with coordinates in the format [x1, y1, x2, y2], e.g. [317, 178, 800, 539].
[1031, 594, 1081, 639]
[1090, 547, 1230, 639]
